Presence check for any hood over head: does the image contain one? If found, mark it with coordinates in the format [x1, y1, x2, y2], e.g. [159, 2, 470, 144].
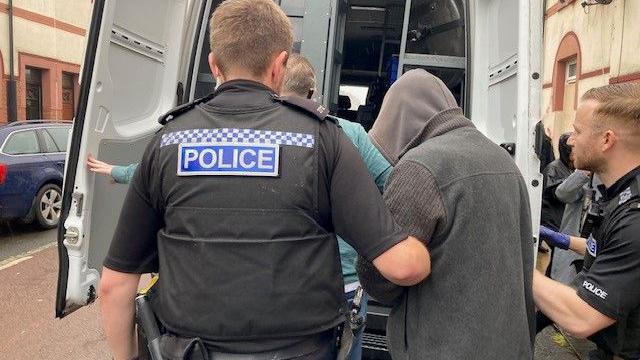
[369, 69, 470, 165]
[558, 132, 573, 169]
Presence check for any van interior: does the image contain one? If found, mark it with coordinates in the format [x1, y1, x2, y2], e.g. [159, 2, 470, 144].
[193, 0, 466, 131]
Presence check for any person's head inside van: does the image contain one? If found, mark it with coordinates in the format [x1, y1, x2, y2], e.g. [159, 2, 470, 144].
[281, 54, 316, 99]
[208, 0, 293, 93]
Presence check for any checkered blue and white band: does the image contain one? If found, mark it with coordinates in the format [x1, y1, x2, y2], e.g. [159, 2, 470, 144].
[160, 128, 315, 149]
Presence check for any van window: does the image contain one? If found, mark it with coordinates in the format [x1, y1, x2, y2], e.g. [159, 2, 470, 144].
[339, 85, 369, 111]
[3, 130, 40, 155]
[405, 0, 465, 57]
[191, 1, 308, 100]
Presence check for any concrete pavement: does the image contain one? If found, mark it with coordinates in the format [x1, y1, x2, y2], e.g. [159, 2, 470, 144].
[0, 222, 57, 263]
[0, 245, 110, 359]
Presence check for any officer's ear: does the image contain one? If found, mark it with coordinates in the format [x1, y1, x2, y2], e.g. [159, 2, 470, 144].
[601, 129, 617, 153]
[270, 51, 289, 94]
[208, 52, 225, 83]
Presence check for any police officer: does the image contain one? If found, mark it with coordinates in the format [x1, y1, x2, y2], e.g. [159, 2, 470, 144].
[533, 83, 640, 360]
[98, 1, 430, 360]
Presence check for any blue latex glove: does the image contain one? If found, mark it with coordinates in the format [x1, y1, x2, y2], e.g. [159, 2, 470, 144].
[539, 225, 570, 250]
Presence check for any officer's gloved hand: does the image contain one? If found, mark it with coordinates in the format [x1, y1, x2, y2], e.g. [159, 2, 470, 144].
[539, 225, 570, 250]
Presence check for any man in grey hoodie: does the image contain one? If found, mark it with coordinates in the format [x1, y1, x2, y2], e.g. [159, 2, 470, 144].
[357, 69, 535, 359]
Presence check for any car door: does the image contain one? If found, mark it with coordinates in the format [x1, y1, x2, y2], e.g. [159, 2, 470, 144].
[0, 129, 49, 219]
[56, 0, 208, 317]
[40, 126, 72, 172]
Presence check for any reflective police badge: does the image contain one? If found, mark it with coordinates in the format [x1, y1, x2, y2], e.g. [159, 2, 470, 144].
[178, 142, 280, 177]
[162, 128, 314, 177]
[587, 235, 597, 257]
[619, 187, 632, 205]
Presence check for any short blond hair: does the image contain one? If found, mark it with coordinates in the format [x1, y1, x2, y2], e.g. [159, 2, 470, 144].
[210, 0, 293, 77]
[282, 54, 316, 97]
[581, 83, 640, 149]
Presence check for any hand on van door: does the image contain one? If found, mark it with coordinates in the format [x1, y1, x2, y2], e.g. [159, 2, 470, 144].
[87, 156, 139, 184]
[87, 155, 115, 176]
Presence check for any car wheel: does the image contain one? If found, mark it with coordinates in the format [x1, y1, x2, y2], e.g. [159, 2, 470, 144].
[34, 184, 63, 229]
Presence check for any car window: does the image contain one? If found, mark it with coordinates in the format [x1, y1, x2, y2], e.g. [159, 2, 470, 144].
[46, 127, 71, 152]
[3, 130, 40, 155]
[40, 129, 61, 152]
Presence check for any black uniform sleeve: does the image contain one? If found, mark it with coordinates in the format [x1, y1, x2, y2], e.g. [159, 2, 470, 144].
[320, 122, 407, 262]
[103, 135, 164, 274]
[576, 211, 640, 320]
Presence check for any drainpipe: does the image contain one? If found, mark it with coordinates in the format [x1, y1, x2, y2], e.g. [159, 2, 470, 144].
[6, 0, 17, 122]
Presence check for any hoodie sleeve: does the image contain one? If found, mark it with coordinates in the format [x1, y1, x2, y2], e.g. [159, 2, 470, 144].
[357, 160, 445, 305]
[555, 170, 590, 204]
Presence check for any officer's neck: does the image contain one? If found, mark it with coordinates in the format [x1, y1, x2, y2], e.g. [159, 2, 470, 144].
[599, 152, 640, 188]
[218, 72, 278, 93]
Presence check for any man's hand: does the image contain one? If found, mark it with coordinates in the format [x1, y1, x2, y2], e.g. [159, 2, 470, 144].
[539, 225, 570, 250]
[88, 155, 115, 176]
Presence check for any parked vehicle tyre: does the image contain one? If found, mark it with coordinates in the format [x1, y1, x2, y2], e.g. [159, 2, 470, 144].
[34, 183, 63, 229]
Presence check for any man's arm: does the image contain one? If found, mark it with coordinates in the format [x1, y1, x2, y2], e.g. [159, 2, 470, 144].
[325, 126, 429, 286]
[336, 118, 392, 191]
[372, 236, 430, 286]
[100, 136, 163, 359]
[533, 271, 615, 338]
[555, 170, 590, 204]
[358, 161, 443, 303]
[99, 268, 142, 360]
[111, 163, 140, 185]
[539, 225, 587, 256]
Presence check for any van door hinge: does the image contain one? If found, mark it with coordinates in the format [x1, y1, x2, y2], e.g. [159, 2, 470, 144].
[71, 192, 84, 217]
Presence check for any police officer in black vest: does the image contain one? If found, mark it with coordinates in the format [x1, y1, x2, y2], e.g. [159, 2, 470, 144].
[533, 83, 640, 360]
[98, 1, 430, 359]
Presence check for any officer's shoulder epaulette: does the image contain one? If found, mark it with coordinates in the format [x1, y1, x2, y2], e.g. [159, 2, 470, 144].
[274, 95, 329, 122]
[158, 92, 217, 125]
[325, 115, 341, 126]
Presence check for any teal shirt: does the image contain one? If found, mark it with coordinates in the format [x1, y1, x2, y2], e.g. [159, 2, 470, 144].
[334, 117, 393, 285]
[109, 118, 393, 285]
[110, 163, 138, 184]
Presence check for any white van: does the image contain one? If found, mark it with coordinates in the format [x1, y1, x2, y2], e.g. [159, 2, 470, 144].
[55, 0, 544, 357]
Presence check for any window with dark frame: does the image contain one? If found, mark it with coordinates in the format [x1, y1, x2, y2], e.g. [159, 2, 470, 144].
[62, 72, 76, 120]
[26, 67, 44, 120]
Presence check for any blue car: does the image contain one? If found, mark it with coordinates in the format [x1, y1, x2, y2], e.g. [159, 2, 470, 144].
[0, 121, 72, 229]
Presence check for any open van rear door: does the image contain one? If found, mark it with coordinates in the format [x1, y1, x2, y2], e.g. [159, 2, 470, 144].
[467, 0, 544, 239]
[56, 0, 207, 317]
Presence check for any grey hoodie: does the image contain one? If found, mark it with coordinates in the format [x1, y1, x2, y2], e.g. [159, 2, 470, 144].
[358, 69, 535, 359]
